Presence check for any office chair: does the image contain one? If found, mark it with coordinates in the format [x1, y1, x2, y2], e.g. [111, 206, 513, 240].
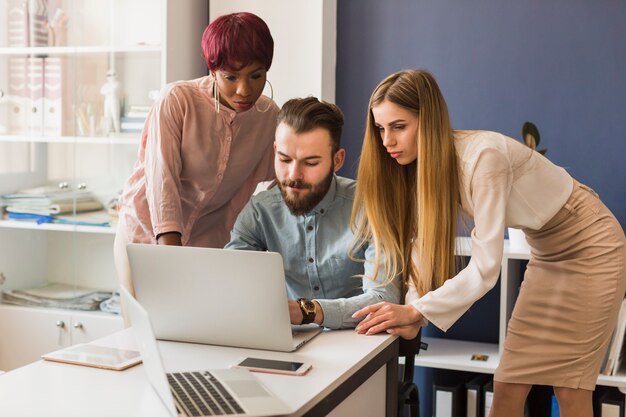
[398, 330, 422, 417]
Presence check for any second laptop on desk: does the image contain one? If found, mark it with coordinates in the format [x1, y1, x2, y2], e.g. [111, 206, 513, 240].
[126, 243, 322, 352]
[121, 286, 291, 417]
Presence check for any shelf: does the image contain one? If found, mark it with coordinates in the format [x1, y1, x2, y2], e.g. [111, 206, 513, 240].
[0, 45, 161, 56]
[503, 240, 531, 260]
[0, 302, 119, 318]
[455, 236, 473, 256]
[0, 219, 115, 235]
[416, 337, 626, 391]
[455, 236, 532, 259]
[0, 134, 140, 145]
[414, 337, 499, 374]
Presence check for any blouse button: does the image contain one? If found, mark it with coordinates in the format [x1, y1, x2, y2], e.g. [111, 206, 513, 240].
[313, 286, 320, 291]
[306, 225, 313, 232]
[308, 257, 314, 263]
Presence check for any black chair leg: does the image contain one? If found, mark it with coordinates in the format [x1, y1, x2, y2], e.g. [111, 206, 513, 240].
[398, 331, 422, 417]
[408, 386, 419, 417]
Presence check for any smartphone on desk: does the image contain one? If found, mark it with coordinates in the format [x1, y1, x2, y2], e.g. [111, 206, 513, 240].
[232, 357, 312, 376]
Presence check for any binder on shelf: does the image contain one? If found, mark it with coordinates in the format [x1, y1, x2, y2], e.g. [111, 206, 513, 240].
[27, 0, 49, 47]
[43, 57, 63, 136]
[483, 380, 493, 417]
[433, 382, 464, 417]
[550, 394, 560, 417]
[7, 57, 45, 135]
[7, 0, 28, 47]
[599, 389, 624, 417]
[603, 297, 626, 376]
[466, 374, 491, 417]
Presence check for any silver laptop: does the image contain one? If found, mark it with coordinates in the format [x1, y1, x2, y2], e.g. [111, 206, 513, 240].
[121, 286, 291, 417]
[126, 244, 322, 352]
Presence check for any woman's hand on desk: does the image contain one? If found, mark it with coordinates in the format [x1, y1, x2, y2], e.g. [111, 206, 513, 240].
[353, 302, 422, 339]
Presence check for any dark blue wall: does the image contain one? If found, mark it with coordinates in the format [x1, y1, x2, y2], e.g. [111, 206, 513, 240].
[335, 2, 626, 415]
[336, 0, 626, 228]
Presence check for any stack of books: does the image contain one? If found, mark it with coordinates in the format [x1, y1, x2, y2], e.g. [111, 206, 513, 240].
[1, 185, 105, 225]
[1, 283, 113, 311]
[120, 105, 150, 133]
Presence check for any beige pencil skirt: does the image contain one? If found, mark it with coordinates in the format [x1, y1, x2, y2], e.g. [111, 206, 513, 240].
[494, 181, 626, 390]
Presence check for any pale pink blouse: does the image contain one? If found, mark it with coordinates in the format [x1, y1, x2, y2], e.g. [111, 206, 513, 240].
[407, 130, 573, 331]
[118, 76, 278, 248]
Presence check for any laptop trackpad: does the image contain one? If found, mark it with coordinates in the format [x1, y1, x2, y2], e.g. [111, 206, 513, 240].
[227, 380, 271, 398]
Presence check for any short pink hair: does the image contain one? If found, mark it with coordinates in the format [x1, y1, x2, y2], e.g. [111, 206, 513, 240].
[201, 12, 274, 72]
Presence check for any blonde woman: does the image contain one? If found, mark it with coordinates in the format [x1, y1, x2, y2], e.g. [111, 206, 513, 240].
[351, 69, 626, 417]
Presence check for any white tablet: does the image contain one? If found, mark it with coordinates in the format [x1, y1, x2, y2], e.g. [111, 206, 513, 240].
[42, 343, 142, 371]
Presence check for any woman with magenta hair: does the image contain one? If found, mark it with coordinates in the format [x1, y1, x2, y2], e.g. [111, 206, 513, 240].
[114, 12, 278, 295]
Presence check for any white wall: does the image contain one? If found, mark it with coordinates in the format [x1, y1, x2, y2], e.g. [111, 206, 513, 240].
[209, 0, 336, 106]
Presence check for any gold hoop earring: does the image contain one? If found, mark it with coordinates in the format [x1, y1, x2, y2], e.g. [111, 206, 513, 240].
[212, 73, 220, 114]
[255, 79, 274, 113]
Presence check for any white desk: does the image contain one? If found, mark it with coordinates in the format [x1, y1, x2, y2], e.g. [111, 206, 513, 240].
[0, 328, 399, 417]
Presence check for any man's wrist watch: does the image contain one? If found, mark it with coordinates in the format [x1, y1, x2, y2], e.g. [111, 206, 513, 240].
[298, 298, 316, 325]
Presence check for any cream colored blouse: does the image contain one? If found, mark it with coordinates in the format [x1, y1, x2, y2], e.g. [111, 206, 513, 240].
[118, 76, 278, 248]
[407, 130, 573, 331]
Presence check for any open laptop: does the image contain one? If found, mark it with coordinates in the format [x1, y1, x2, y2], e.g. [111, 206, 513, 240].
[126, 244, 322, 352]
[120, 286, 291, 417]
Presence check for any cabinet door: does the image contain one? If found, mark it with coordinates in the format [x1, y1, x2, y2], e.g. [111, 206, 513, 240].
[0, 305, 70, 371]
[69, 311, 123, 345]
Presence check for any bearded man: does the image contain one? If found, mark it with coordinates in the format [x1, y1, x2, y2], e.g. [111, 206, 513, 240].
[225, 97, 401, 329]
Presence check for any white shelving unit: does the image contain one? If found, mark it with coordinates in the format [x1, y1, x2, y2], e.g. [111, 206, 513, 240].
[0, 45, 161, 55]
[414, 237, 626, 392]
[0, 0, 208, 371]
[0, 218, 115, 234]
[0, 133, 140, 145]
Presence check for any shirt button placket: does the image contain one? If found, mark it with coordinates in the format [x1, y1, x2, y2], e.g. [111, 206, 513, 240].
[219, 127, 232, 181]
[305, 215, 322, 297]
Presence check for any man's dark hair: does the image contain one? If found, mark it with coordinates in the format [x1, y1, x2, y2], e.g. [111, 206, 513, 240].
[277, 97, 344, 154]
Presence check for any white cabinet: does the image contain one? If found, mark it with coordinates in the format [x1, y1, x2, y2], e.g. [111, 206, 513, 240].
[0, 0, 208, 370]
[414, 237, 626, 391]
[0, 304, 123, 369]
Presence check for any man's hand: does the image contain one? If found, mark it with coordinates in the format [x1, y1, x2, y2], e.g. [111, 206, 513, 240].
[288, 300, 325, 325]
[288, 300, 303, 324]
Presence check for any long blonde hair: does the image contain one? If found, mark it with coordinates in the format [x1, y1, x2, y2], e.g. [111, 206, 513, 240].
[351, 69, 460, 296]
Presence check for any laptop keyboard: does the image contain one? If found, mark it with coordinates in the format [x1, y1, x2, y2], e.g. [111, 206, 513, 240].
[168, 371, 245, 416]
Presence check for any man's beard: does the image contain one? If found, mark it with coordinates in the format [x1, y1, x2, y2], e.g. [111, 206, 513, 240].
[277, 169, 334, 216]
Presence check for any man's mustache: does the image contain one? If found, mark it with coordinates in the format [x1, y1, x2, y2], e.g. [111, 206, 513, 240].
[282, 180, 312, 189]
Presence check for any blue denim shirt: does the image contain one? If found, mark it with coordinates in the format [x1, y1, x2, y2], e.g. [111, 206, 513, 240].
[225, 176, 401, 329]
